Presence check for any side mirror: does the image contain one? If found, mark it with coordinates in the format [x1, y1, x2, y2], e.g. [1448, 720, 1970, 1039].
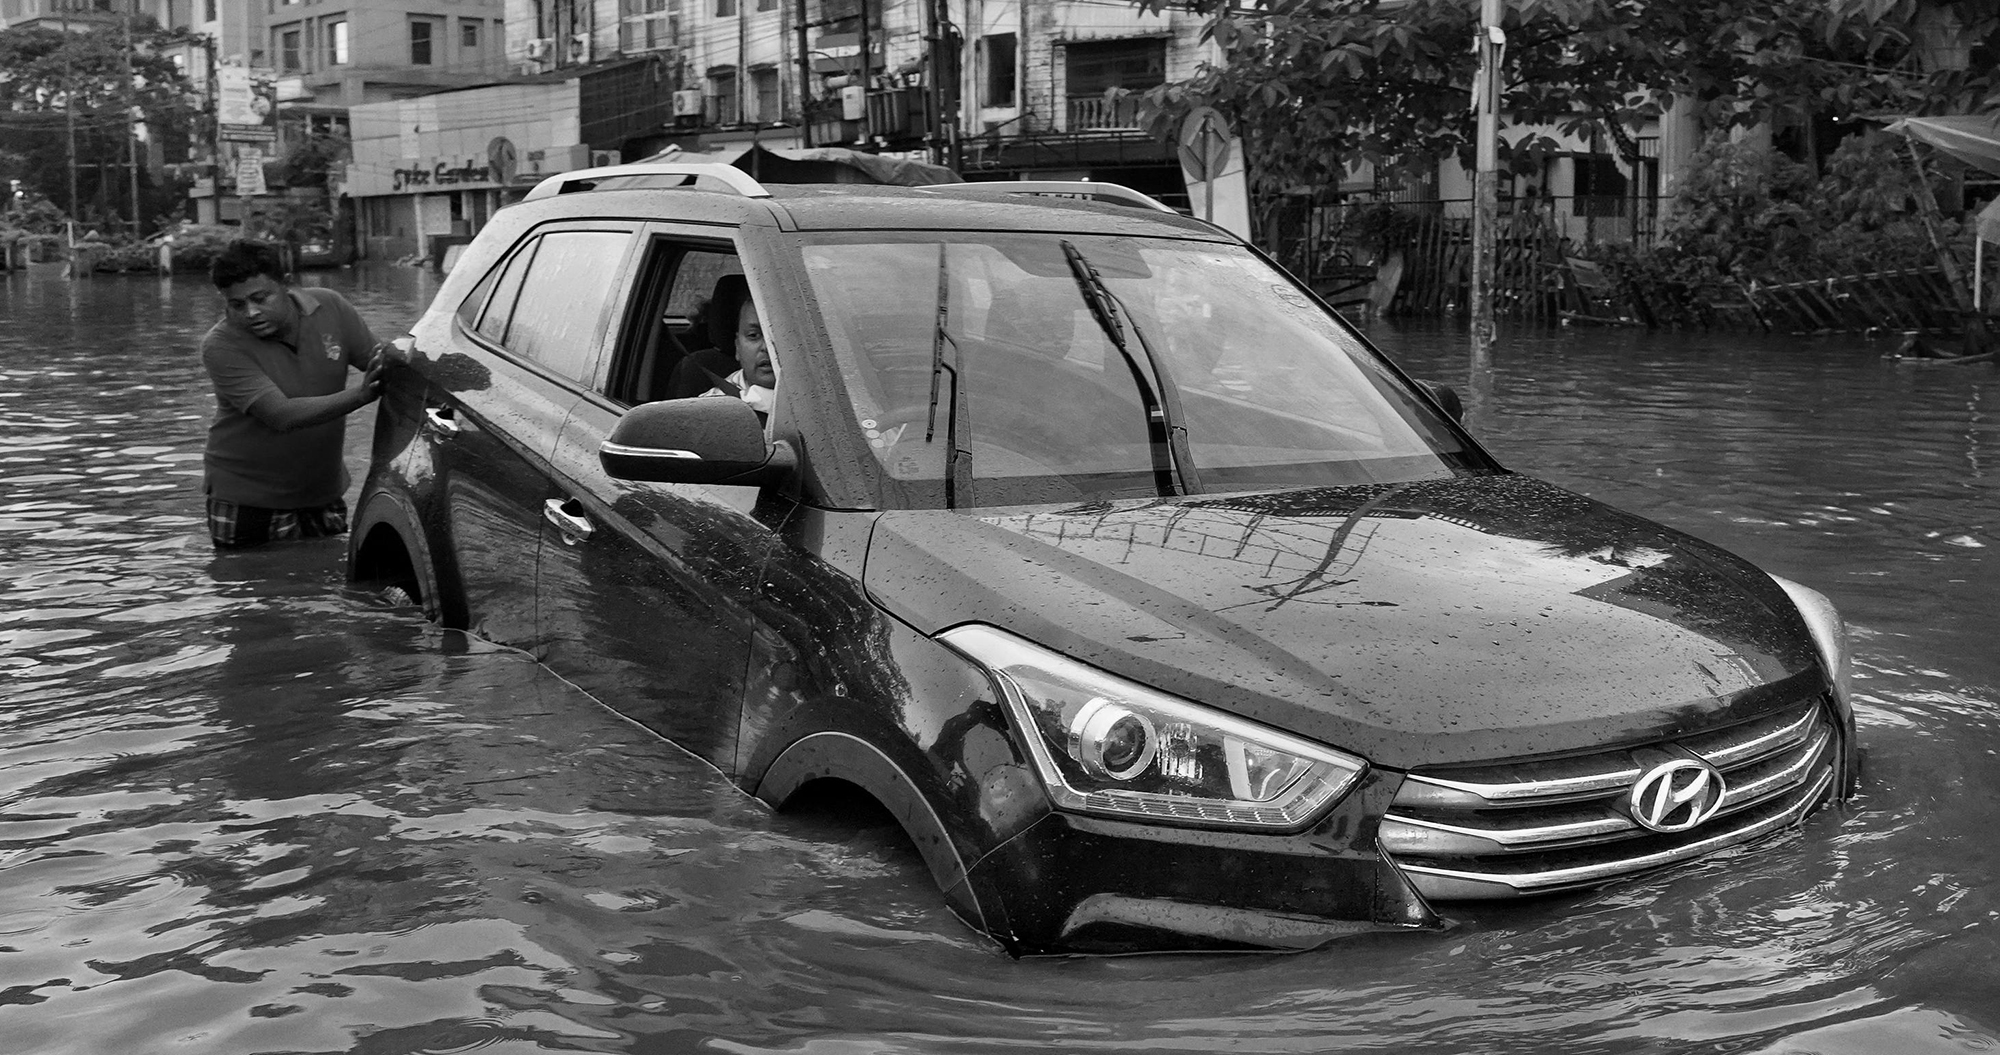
[1416, 379, 1465, 423]
[601, 397, 796, 486]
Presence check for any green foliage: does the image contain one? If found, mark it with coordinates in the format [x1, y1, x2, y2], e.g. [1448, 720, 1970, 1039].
[0, 21, 200, 235]
[1585, 242, 1738, 330]
[91, 241, 160, 273]
[2, 193, 68, 237]
[1589, 129, 1967, 325]
[245, 196, 333, 248]
[160, 223, 247, 273]
[1660, 133, 1818, 274]
[275, 131, 351, 190]
[1129, 0, 1991, 207]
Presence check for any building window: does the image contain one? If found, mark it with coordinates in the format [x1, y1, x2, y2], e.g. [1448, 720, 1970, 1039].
[279, 28, 302, 71]
[204, 0, 215, 21]
[461, 19, 479, 49]
[410, 19, 435, 65]
[981, 33, 1015, 108]
[327, 19, 347, 65]
[708, 70, 737, 125]
[756, 0, 775, 10]
[751, 67, 779, 122]
[714, 0, 734, 15]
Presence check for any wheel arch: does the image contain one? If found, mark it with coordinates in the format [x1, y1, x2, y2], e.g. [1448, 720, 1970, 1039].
[349, 488, 465, 627]
[756, 731, 991, 937]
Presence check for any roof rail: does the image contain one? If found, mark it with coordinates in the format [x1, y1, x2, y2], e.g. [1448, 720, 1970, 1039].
[919, 180, 1179, 214]
[522, 163, 772, 201]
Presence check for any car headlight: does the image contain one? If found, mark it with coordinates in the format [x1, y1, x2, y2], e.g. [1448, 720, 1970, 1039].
[939, 624, 1367, 831]
[1769, 575, 1852, 710]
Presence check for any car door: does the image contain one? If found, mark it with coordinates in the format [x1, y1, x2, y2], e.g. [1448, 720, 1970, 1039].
[424, 224, 638, 648]
[535, 231, 777, 770]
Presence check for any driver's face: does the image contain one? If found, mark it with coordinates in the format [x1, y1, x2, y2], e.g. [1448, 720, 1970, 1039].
[735, 299, 775, 389]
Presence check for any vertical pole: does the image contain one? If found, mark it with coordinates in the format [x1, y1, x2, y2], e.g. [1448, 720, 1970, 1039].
[124, 0, 142, 238]
[207, 36, 221, 227]
[62, 0, 79, 231]
[924, 0, 940, 165]
[1469, 0, 1503, 358]
[796, 0, 813, 147]
[857, 0, 870, 143]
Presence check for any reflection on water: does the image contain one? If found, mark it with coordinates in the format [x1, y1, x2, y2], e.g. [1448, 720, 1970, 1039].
[2, 272, 1996, 1052]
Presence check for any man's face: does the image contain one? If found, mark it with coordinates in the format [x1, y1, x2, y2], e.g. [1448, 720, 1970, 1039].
[221, 275, 297, 342]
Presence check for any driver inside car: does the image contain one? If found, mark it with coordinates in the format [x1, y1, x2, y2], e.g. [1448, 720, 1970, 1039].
[691, 274, 777, 419]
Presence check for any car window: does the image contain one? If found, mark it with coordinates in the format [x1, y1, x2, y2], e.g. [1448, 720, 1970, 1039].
[502, 230, 630, 383]
[800, 234, 1482, 505]
[475, 239, 536, 345]
[667, 250, 741, 320]
[454, 260, 500, 332]
[604, 238, 746, 407]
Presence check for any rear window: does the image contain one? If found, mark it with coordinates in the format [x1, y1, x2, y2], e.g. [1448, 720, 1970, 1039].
[499, 230, 630, 382]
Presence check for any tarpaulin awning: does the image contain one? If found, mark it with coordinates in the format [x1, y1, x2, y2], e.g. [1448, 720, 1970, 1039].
[636, 144, 960, 187]
[1882, 114, 2000, 177]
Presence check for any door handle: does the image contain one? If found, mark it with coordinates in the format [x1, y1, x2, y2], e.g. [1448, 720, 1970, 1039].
[423, 406, 461, 433]
[543, 498, 594, 543]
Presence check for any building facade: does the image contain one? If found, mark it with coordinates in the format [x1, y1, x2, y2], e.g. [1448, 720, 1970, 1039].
[487, 0, 1215, 195]
[342, 58, 671, 258]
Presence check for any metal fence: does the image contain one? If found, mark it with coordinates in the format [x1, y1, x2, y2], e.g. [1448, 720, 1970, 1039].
[1281, 194, 1663, 325]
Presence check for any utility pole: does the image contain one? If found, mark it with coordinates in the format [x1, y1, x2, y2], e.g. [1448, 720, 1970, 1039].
[923, 0, 950, 167]
[61, 0, 78, 239]
[204, 35, 221, 227]
[123, 0, 142, 237]
[857, 0, 870, 145]
[1468, 0, 1504, 358]
[795, 0, 813, 147]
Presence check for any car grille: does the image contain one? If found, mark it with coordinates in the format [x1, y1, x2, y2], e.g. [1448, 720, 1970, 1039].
[1377, 697, 1838, 900]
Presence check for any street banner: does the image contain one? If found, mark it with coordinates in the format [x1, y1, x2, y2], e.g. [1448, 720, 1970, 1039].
[236, 153, 267, 197]
[218, 65, 276, 143]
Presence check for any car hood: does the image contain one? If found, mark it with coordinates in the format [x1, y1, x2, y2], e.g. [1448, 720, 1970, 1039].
[862, 473, 1823, 769]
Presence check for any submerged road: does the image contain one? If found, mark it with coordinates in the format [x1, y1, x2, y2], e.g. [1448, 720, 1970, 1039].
[2, 265, 1996, 1053]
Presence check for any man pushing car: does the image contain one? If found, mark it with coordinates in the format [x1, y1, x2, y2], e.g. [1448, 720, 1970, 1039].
[198, 238, 393, 549]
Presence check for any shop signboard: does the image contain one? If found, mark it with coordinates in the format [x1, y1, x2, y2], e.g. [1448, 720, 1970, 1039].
[389, 157, 501, 193]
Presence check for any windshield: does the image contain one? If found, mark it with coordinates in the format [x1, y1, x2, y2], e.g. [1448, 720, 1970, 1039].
[800, 233, 1487, 507]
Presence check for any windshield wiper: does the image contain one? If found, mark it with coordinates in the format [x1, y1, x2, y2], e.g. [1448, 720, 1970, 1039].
[925, 243, 969, 507]
[1060, 240, 1199, 495]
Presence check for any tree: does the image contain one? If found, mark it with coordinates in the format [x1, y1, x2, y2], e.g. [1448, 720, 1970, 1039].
[0, 19, 200, 235]
[1129, 0, 1996, 207]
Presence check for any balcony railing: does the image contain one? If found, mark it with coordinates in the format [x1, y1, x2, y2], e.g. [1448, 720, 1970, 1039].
[1064, 94, 1141, 131]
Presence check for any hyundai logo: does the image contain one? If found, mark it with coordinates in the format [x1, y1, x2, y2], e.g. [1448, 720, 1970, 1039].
[1628, 759, 1726, 833]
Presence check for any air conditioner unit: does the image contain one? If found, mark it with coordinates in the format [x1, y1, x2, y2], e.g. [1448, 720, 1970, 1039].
[524, 38, 552, 60]
[570, 32, 590, 61]
[671, 89, 703, 117]
[590, 149, 618, 167]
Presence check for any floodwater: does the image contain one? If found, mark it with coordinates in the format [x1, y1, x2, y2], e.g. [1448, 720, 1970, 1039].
[2, 265, 1996, 1054]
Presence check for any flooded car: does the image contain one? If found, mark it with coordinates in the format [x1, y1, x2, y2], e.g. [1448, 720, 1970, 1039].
[347, 165, 1858, 955]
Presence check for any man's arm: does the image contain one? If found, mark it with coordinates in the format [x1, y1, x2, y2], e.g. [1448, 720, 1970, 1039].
[243, 354, 385, 433]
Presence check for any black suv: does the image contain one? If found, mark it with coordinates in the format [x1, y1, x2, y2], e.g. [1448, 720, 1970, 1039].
[349, 164, 1857, 955]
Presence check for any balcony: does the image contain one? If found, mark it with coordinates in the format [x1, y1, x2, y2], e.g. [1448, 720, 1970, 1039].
[1065, 94, 1142, 132]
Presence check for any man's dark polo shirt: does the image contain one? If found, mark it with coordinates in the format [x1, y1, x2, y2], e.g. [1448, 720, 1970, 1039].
[200, 287, 377, 508]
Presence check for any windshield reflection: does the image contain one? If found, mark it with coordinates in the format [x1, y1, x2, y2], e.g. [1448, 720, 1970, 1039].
[800, 234, 1487, 507]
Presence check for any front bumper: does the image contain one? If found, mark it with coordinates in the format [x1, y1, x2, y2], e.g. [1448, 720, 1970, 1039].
[956, 771, 1446, 955]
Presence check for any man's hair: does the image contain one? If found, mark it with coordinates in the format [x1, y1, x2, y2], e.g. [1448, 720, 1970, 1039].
[210, 239, 288, 289]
